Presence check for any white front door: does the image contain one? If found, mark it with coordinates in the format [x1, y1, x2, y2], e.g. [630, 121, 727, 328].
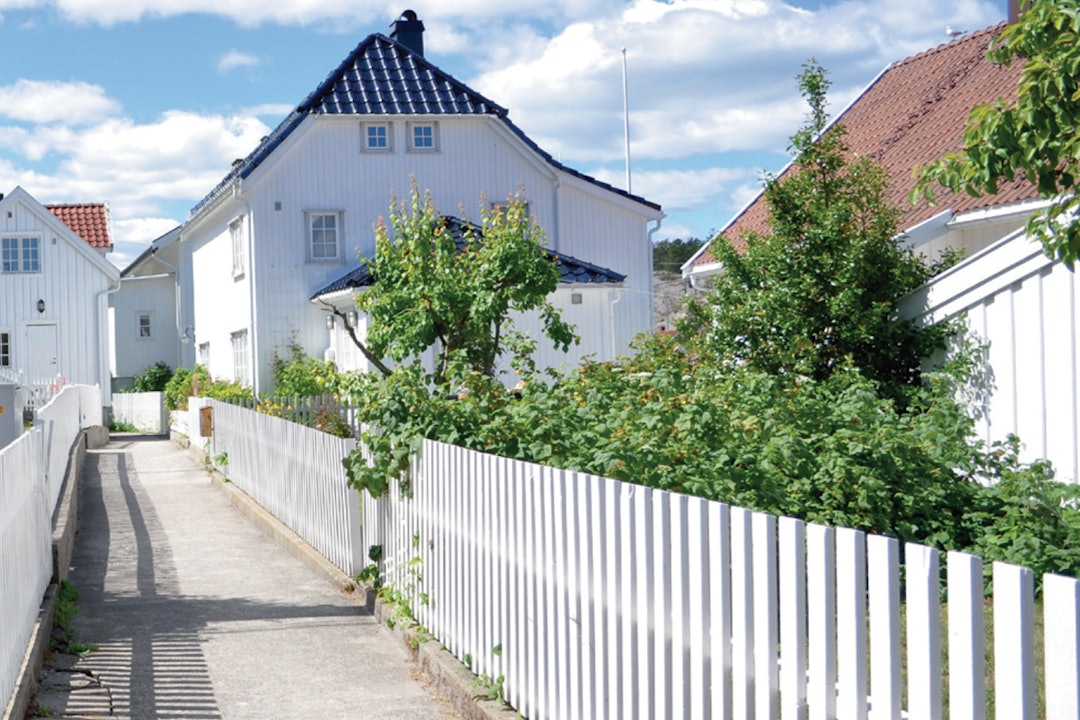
[25, 323, 59, 380]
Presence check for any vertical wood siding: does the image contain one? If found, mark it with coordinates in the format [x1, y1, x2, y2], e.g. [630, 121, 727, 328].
[900, 232, 1080, 482]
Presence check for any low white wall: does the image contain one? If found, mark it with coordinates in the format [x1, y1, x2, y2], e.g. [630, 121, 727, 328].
[111, 392, 167, 434]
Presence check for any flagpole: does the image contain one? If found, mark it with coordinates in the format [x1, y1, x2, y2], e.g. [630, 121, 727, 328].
[622, 47, 632, 194]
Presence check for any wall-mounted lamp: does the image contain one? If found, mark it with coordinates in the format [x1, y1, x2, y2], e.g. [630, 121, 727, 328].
[347, 310, 358, 326]
[36, 299, 45, 314]
[326, 315, 336, 330]
[181, 326, 194, 344]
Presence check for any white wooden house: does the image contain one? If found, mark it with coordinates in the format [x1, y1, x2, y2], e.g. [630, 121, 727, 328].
[179, 11, 663, 394]
[684, 23, 1080, 481]
[0, 186, 119, 406]
[109, 225, 196, 389]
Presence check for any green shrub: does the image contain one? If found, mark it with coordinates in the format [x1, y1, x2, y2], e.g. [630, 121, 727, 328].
[271, 344, 344, 397]
[132, 362, 174, 392]
[164, 365, 251, 411]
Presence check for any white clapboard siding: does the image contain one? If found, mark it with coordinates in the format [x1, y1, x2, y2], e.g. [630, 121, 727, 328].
[208, 401, 1080, 719]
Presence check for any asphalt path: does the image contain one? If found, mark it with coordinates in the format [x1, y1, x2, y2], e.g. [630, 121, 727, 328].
[32, 436, 453, 719]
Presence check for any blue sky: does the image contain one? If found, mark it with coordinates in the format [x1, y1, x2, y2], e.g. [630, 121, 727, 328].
[0, 0, 1005, 268]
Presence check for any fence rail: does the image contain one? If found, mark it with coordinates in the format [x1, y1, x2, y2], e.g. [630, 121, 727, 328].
[206, 401, 1080, 719]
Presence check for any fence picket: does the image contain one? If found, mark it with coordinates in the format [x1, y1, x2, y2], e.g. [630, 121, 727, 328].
[994, 561, 1036, 720]
[1043, 573, 1080, 719]
[779, 517, 807, 720]
[905, 543, 942, 720]
[947, 552, 986, 720]
[837, 528, 867, 720]
[753, 512, 779, 720]
[867, 535, 901, 720]
[731, 506, 755, 720]
[687, 498, 709, 719]
[807, 524, 836, 720]
[710, 503, 732, 720]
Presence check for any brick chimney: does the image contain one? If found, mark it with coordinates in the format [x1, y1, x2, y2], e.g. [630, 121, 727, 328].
[390, 10, 425, 57]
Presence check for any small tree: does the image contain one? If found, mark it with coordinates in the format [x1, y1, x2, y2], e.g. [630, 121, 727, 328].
[683, 62, 945, 403]
[331, 182, 576, 387]
[916, 0, 1080, 265]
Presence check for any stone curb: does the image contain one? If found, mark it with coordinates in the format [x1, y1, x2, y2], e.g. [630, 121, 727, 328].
[179, 435, 517, 720]
[3, 428, 96, 720]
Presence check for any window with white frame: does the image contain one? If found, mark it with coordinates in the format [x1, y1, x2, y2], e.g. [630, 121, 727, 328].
[307, 212, 342, 262]
[407, 121, 438, 152]
[231, 330, 249, 386]
[1, 235, 41, 273]
[230, 218, 245, 278]
[0, 330, 10, 367]
[362, 122, 392, 152]
[198, 342, 210, 366]
[137, 313, 152, 340]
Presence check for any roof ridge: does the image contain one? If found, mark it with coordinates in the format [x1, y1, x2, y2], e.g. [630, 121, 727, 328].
[889, 21, 1008, 71]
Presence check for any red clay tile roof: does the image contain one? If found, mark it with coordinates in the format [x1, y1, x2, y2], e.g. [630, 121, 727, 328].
[46, 203, 112, 250]
[695, 22, 1036, 267]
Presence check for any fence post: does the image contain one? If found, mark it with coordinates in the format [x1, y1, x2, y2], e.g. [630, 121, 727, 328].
[947, 552, 986, 720]
[994, 562, 1035, 719]
[1044, 573, 1080, 719]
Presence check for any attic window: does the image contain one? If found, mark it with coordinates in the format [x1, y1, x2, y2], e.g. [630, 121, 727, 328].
[408, 122, 438, 152]
[1, 235, 40, 273]
[362, 122, 392, 152]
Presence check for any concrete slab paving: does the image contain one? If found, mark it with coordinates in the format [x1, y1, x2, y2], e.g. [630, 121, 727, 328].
[33, 436, 455, 719]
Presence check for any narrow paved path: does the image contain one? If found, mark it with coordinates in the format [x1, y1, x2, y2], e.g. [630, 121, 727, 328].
[35, 436, 453, 719]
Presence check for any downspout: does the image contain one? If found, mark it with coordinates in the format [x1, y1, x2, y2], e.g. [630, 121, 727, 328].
[235, 185, 259, 395]
[551, 178, 561, 253]
[96, 277, 121, 414]
[646, 217, 662, 333]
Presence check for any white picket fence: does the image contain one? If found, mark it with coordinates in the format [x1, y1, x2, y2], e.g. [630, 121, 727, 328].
[111, 392, 167, 434]
[205, 401, 1080, 719]
[207, 399, 365, 574]
[0, 384, 100, 715]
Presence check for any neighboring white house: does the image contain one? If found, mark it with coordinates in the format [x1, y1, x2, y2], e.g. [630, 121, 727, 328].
[174, 10, 662, 394]
[683, 23, 1080, 481]
[0, 186, 119, 405]
[109, 226, 196, 389]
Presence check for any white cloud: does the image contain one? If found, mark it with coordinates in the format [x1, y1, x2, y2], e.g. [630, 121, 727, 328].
[218, 50, 261, 73]
[0, 79, 121, 125]
[0, 110, 270, 220]
[592, 165, 759, 211]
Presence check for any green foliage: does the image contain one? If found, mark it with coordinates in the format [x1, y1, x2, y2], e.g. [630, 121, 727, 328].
[354, 181, 577, 385]
[686, 62, 945, 405]
[915, 0, 1080, 266]
[108, 419, 140, 433]
[653, 237, 705, 274]
[271, 344, 343, 397]
[133, 361, 173, 392]
[163, 365, 251, 411]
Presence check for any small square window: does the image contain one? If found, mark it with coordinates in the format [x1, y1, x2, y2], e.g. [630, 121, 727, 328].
[363, 123, 392, 152]
[408, 122, 438, 152]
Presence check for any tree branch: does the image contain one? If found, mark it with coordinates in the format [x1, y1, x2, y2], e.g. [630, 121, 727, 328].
[316, 300, 393, 378]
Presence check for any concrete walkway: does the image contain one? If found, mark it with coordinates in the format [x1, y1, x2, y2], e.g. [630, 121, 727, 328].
[32, 436, 455, 719]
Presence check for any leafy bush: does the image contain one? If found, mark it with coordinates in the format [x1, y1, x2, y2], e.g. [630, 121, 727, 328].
[132, 362, 174, 392]
[163, 365, 251, 411]
[271, 344, 344, 397]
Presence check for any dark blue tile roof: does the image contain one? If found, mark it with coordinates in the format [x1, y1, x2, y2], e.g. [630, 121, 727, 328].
[192, 33, 660, 218]
[311, 216, 625, 299]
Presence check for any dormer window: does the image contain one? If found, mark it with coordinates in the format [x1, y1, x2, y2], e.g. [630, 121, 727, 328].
[408, 122, 438, 152]
[362, 122, 392, 152]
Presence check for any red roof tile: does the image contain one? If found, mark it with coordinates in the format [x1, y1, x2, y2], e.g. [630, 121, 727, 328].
[46, 203, 112, 250]
[695, 23, 1035, 267]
